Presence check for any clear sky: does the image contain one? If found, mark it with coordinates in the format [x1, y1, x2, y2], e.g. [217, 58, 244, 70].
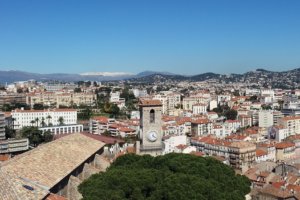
[1, 0, 300, 75]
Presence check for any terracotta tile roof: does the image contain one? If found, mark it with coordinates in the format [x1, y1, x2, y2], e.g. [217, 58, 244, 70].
[118, 127, 135, 132]
[260, 184, 297, 199]
[229, 141, 256, 148]
[176, 144, 188, 150]
[0, 154, 10, 162]
[0, 133, 105, 200]
[192, 118, 210, 124]
[92, 116, 109, 123]
[275, 142, 295, 149]
[256, 149, 267, 157]
[139, 99, 162, 106]
[282, 116, 300, 121]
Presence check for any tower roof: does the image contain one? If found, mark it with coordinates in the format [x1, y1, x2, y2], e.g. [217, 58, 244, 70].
[139, 99, 162, 106]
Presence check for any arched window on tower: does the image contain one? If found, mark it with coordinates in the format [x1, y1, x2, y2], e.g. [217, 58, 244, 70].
[150, 109, 155, 123]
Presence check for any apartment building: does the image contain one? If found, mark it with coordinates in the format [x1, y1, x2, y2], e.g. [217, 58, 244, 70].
[26, 92, 96, 108]
[274, 142, 296, 161]
[191, 118, 212, 136]
[0, 93, 26, 107]
[258, 110, 273, 128]
[153, 91, 181, 115]
[279, 116, 300, 136]
[89, 116, 116, 134]
[183, 96, 209, 110]
[228, 141, 256, 172]
[11, 108, 77, 129]
[0, 138, 29, 154]
[192, 103, 208, 115]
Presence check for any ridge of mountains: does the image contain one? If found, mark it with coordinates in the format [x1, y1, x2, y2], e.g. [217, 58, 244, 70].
[1, 68, 300, 87]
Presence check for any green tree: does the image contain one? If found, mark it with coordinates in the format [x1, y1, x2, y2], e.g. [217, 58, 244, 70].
[74, 87, 82, 93]
[46, 115, 52, 126]
[40, 117, 46, 127]
[5, 125, 16, 138]
[224, 109, 238, 120]
[34, 117, 39, 127]
[20, 126, 53, 147]
[33, 103, 44, 110]
[58, 116, 64, 125]
[79, 154, 251, 200]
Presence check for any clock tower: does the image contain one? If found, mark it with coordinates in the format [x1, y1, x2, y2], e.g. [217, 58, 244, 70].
[137, 99, 163, 156]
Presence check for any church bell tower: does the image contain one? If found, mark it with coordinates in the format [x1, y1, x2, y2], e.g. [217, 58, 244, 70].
[137, 99, 163, 156]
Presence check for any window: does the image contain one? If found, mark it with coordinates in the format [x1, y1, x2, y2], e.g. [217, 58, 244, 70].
[150, 109, 155, 123]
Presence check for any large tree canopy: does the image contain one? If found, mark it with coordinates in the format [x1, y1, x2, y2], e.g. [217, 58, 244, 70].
[79, 153, 250, 200]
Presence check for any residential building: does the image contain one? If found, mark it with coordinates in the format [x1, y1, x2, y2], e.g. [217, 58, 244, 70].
[11, 108, 77, 130]
[191, 118, 212, 136]
[258, 110, 273, 128]
[192, 103, 207, 115]
[163, 135, 187, 154]
[275, 142, 296, 161]
[39, 124, 83, 135]
[0, 93, 26, 108]
[279, 116, 300, 136]
[26, 92, 96, 108]
[228, 141, 256, 173]
[0, 138, 29, 154]
[89, 116, 115, 135]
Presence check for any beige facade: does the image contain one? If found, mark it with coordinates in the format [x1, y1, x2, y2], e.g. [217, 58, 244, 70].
[0, 94, 26, 107]
[183, 96, 209, 110]
[26, 92, 96, 108]
[138, 99, 163, 156]
[229, 141, 256, 172]
[279, 116, 300, 136]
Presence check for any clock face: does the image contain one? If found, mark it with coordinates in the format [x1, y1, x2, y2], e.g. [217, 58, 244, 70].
[147, 131, 158, 142]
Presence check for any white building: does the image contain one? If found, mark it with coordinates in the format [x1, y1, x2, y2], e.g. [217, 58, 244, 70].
[39, 124, 83, 135]
[11, 108, 77, 130]
[110, 91, 121, 102]
[163, 135, 187, 154]
[132, 89, 147, 98]
[258, 110, 273, 128]
[209, 100, 218, 110]
[212, 124, 228, 138]
[192, 103, 207, 115]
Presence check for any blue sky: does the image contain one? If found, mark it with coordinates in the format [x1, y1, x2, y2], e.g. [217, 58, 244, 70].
[1, 0, 300, 75]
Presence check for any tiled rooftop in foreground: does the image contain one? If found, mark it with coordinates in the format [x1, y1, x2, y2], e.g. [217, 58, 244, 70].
[0, 133, 105, 200]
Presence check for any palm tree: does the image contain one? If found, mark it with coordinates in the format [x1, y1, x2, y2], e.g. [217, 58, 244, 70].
[34, 117, 39, 127]
[30, 120, 35, 126]
[58, 116, 64, 126]
[46, 115, 52, 126]
[41, 117, 46, 127]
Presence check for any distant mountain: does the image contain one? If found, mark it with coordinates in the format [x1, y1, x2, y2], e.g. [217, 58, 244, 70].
[128, 68, 300, 89]
[0, 70, 180, 83]
[136, 71, 178, 77]
[2, 68, 300, 89]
